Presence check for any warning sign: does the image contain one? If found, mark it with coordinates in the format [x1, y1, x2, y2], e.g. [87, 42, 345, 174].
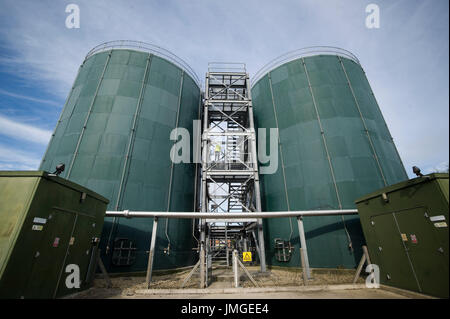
[53, 237, 60, 247]
[243, 252, 252, 262]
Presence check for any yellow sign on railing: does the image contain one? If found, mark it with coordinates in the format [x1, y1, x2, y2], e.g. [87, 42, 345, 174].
[243, 252, 252, 262]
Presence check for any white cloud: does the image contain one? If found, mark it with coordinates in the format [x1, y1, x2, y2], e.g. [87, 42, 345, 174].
[0, 143, 41, 170]
[0, 0, 447, 177]
[0, 89, 60, 107]
[423, 161, 449, 175]
[0, 115, 52, 145]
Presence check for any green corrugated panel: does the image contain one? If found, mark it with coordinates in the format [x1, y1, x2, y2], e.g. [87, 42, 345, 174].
[252, 55, 408, 269]
[40, 49, 201, 272]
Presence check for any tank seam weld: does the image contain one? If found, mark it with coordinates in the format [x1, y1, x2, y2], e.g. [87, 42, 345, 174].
[40, 62, 84, 167]
[338, 56, 388, 187]
[302, 57, 354, 252]
[301, 58, 343, 210]
[66, 50, 112, 179]
[115, 53, 153, 210]
[267, 73, 294, 241]
[106, 52, 153, 255]
[361, 70, 408, 179]
[165, 70, 185, 251]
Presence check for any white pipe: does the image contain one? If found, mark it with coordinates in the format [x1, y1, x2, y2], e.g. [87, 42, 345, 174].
[105, 209, 358, 219]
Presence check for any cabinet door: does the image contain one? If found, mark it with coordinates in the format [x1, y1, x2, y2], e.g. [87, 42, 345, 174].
[395, 207, 449, 298]
[370, 213, 420, 292]
[55, 213, 98, 297]
[24, 211, 76, 298]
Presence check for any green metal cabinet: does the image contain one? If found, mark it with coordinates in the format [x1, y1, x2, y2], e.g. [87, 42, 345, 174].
[355, 173, 449, 298]
[0, 171, 108, 299]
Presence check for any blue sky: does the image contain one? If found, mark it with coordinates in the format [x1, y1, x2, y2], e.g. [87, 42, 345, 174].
[0, 0, 448, 177]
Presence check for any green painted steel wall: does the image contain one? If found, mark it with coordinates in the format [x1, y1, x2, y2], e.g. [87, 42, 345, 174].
[355, 174, 449, 298]
[0, 171, 108, 299]
[252, 55, 408, 269]
[40, 49, 201, 272]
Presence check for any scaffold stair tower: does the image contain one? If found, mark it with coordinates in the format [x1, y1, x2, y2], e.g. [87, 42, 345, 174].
[198, 63, 267, 288]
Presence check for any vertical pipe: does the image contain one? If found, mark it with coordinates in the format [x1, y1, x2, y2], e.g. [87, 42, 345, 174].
[146, 217, 159, 288]
[233, 249, 240, 288]
[199, 73, 210, 288]
[225, 222, 229, 266]
[205, 232, 210, 287]
[247, 73, 267, 272]
[251, 230, 262, 262]
[300, 247, 309, 285]
[296, 216, 311, 279]
[199, 223, 206, 288]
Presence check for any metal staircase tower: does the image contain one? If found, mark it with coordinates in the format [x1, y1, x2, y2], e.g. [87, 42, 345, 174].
[198, 63, 266, 288]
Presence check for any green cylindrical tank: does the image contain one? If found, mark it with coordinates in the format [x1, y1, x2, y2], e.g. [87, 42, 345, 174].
[40, 41, 201, 272]
[251, 47, 408, 269]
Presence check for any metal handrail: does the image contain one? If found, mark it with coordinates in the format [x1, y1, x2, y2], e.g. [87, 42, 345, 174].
[208, 62, 247, 73]
[105, 209, 358, 218]
[251, 46, 360, 87]
[85, 40, 201, 88]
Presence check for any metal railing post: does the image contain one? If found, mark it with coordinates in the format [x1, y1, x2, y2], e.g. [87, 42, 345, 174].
[233, 250, 239, 288]
[146, 217, 159, 288]
[296, 216, 312, 279]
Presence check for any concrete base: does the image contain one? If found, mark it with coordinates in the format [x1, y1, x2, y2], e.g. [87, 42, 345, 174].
[135, 284, 366, 295]
[379, 285, 436, 299]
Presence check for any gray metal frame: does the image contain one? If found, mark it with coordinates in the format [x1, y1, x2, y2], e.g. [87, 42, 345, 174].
[198, 64, 266, 287]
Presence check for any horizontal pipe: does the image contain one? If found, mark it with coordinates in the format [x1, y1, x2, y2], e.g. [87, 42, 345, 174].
[105, 209, 358, 219]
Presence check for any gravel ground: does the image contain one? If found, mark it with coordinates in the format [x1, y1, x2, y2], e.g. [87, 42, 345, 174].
[73, 265, 366, 298]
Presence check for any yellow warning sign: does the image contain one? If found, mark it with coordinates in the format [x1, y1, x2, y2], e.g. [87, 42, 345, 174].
[243, 252, 252, 262]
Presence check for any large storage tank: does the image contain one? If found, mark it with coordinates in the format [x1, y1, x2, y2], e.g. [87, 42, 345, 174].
[251, 47, 408, 269]
[40, 41, 201, 272]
